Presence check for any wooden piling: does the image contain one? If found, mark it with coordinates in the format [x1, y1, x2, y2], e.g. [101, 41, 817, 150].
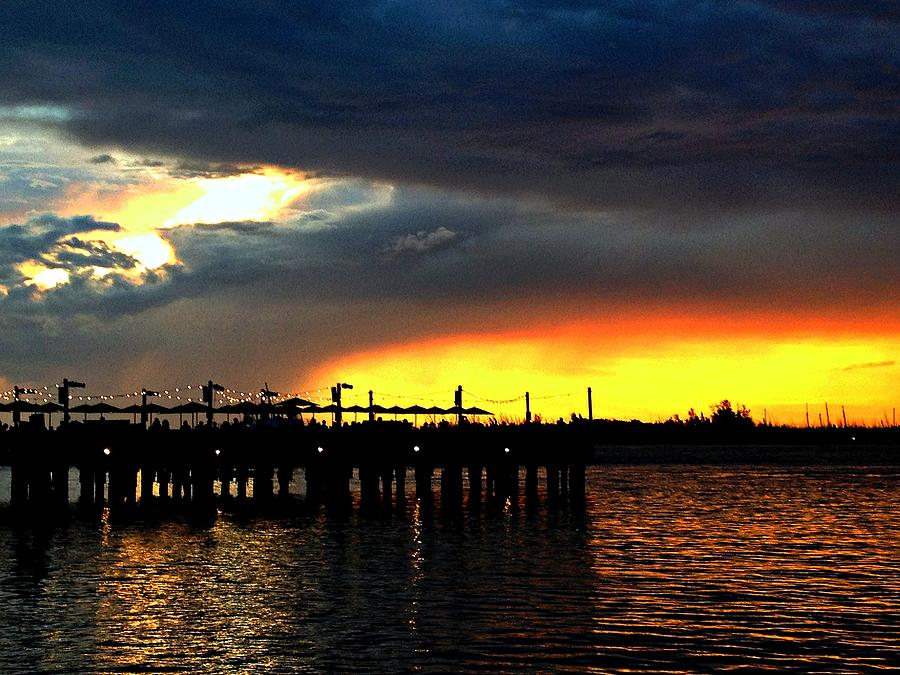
[525, 464, 538, 502]
[569, 463, 586, 508]
[359, 464, 380, 511]
[94, 468, 106, 505]
[52, 466, 69, 506]
[546, 464, 560, 505]
[254, 464, 273, 501]
[415, 463, 433, 502]
[79, 466, 94, 506]
[394, 466, 407, 506]
[277, 465, 293, 499]
[140, 465, 155, 503]
[236, 466, 248, 500]
[381, 467, 393, 509]
[467, 465, 482, 508]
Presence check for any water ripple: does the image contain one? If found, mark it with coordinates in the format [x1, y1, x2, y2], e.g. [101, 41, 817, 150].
[0, 465, 899, 672]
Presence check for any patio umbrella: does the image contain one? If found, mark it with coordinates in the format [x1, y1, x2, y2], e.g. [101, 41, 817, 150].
[121, 403, 142, 424]
[70, 403, 94, 420]
[464, 406, 494, 416]
[70, 401, 124, 420]
[385, 405, 406, 420]
[3, 399, 43, 414]
[277, 396, 317, 407]
[344, 404, 368, 421]
[218, 401, 261, 416]
[2, 399, 43, 425]
[171, 401, 209, 426]
[404, 404, 429, 426]
[142, 402, 172, 425]
[38, 401, 63, 425]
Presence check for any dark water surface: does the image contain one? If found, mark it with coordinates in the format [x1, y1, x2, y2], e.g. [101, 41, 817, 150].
[1, 465, 899, 673]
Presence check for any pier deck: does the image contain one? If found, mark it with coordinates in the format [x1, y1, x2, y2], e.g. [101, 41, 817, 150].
[0, 423, 591, 515]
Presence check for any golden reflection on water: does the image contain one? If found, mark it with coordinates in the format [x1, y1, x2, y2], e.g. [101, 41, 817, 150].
[1, 466, 899, 672]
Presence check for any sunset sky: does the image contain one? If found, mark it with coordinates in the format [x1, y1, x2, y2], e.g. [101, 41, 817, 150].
[0, 2, 897, 424]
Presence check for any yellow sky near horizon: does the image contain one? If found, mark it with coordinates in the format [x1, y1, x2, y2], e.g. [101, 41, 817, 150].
[308, 313, 900, 426]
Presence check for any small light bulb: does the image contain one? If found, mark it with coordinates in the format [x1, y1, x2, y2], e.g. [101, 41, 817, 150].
[413, 445, 420, 452]
[317, 446, 324, 453]
[504, 447, 510, 453]
[215, 449, 221, 456]
[103, 448, 111, 456]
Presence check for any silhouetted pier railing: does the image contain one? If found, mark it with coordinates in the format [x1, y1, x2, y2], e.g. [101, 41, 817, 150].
[0, 424, 591, 516]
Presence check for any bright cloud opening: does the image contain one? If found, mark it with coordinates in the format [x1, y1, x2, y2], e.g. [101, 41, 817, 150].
[114, 233, 174, 269]
[163, 170, 309, 227]
[28, 267, 69, 289]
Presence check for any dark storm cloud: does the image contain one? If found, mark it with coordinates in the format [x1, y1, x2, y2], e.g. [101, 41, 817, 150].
[0, 1, 897, 210]
[89, 153, 116, 164]
[63, 187, 897, 311]
[168, 161, 262, 179]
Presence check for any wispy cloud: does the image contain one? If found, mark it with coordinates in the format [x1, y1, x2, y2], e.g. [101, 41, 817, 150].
[842, 360, 896, 371]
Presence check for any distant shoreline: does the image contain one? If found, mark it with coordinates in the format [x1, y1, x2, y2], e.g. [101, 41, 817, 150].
[592, 444, 900, 466]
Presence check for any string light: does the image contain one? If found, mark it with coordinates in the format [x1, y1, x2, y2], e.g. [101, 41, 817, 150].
[0, 381, 585, 417]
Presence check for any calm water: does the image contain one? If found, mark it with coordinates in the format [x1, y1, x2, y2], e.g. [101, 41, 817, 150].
[1, 465, 898, 672]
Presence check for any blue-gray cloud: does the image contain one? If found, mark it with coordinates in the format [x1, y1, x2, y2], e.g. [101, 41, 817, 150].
[0, 213, 122, 283]
[0, 1, 897, 210]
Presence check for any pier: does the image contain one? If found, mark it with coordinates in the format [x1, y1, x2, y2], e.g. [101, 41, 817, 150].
[0, 424, 591, 517]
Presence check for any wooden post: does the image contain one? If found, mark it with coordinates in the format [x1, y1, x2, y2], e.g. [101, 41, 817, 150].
[525, 392, 531, 423]
[140, 465, 155, 503]
[359, 464, 380, 511]
[304, 463, 321, 506]
[236, 466, 248, 500]
[415, 462, 433, 502]
[368, 390, 375, 422]
[79, 466, 94, 506]
[254, 464, 273, 501]
[277, 465, 293, 499]
[52, 465, 69, 506]
[467, 465, 482, 507]
[525, 463, 538, 509]
[94, 468, 106, 504]
[381, 466, 393, 509]
[218, 463, 231, 500]
[395, 465, 406, 506]
[440, 465, 462, 511]
[569, 464, 586, 509]
[485, 464, 495, 502]
[507, 463, 519, 510]
[10, 462, 28, 508]
[158, 469, 170, 500]
[546, 464, 560, 506]
[587, 387, 593, 421]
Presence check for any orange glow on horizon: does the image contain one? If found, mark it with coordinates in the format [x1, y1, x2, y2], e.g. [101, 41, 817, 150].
[307, 311, 900, 426]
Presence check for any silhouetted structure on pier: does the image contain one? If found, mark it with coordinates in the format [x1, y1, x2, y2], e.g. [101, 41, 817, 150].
[0, 423, 590, 518]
